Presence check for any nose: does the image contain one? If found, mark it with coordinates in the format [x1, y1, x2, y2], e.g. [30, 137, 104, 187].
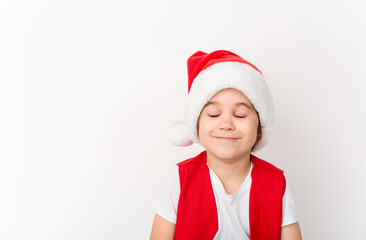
[218, 114, 235, 131]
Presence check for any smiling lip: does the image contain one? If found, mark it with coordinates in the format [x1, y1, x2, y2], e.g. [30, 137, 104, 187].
[215, 137, 239, 140]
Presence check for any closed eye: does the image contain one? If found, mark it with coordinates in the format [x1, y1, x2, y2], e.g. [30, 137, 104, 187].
[208, 115, 246, 118]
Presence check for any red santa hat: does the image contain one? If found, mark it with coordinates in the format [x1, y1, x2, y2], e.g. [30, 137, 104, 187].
[168, 50, 275, 153]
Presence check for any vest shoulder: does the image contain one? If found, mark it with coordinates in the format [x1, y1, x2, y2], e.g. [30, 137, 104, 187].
[251, 154, 284, 173]
[176, 150, 206, 167]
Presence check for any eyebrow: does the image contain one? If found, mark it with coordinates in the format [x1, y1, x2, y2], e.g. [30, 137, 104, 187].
[203, 101, 253, 110]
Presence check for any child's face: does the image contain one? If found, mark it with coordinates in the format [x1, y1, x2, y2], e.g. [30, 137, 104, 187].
[197, 88, 260, 161]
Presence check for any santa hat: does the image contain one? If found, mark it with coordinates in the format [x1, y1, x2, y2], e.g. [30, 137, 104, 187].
[168, 50, 275, 153]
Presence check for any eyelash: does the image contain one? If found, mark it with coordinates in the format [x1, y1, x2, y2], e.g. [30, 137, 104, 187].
[209, 115, 246, 119]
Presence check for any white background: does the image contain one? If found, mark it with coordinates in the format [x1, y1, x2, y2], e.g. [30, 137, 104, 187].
[1, 0, 365, 239]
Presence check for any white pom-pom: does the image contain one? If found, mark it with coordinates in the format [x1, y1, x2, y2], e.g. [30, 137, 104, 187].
[168, 121, 193, 147]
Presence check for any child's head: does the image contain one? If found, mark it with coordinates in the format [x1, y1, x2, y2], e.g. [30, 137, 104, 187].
[169, 50, 274, 153]
[196, 88, 262, 159]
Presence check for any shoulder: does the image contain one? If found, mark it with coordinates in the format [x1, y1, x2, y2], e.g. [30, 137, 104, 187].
[251, 154, 287, 196]
[250, 154, 284, 173]
[251, 154, 286, 190]
[158, 165, 180, 194]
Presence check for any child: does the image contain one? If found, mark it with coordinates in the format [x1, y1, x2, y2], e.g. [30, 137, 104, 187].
[150, 50, 302, 240]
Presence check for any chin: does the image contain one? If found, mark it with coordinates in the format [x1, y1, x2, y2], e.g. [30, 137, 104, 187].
[209, 148, 240, 160]
[206, 145, 252, 160]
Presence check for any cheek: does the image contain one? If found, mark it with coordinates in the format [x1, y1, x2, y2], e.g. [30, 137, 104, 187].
[240, 117, 260, 134]
[197, 117, 211, 136]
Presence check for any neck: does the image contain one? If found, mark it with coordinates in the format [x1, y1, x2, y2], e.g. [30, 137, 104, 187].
[206, 150, 252, 181]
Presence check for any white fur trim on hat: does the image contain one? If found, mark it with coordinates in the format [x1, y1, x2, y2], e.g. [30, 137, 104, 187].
[168, 121, 194, 147]
[170, 61, 275, 153]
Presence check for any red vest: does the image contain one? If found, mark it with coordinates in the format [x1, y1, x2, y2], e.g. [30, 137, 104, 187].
[174, 150, 286, 240]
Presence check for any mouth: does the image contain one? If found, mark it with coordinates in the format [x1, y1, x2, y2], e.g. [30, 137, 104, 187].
[214, 136, 240, 141]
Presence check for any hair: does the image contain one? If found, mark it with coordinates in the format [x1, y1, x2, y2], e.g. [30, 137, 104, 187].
[252, 113, 262, 151]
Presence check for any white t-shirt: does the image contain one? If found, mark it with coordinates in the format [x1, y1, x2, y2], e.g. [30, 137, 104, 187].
[155, 160, 299, 239]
